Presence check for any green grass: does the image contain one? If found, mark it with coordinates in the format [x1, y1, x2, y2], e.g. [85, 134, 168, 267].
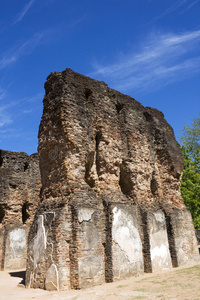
[133, 288, 147, 292]
[116, 284, 128, 288]
[175, 265, 200, 275]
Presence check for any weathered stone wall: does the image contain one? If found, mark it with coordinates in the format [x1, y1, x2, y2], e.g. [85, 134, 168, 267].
[26, 68, 199, 291]
[0, 150, 41, 270]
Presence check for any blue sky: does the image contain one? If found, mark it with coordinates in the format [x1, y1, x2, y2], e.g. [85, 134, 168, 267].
[0, 0, 199, 155]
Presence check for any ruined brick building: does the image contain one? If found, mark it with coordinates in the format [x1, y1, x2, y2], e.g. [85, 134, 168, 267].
[0, 69, 198, 290]
[22, 69, 198, 291]
[0, 150, 41, 270]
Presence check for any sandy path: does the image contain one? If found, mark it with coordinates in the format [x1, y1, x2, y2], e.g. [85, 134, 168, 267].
[1, 263, 200, 300]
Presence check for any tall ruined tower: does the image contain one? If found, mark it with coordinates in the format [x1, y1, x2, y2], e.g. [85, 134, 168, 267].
[26, 69, 199, 291]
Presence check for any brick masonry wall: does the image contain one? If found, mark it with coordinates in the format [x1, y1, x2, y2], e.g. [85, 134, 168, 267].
[26, 69, 199, 291]
[0, 150, 41, 270]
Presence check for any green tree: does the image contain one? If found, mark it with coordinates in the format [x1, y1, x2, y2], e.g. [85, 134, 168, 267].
[181, 114, 200, 157]
[180, 114, 200, 228]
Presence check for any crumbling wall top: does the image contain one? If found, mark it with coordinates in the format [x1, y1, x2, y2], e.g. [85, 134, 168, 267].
[38, 68, 184, 210]
[0, 149, 41, 226]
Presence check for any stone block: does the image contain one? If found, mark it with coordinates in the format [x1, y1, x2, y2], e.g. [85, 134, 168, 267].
[169, 209, 199, 266]
[45, 264, 59, 291]
[111, 204, 144, 280]
[77, 207, 105, 288]
[4, 227, 27, 271]
[148, 210, 172, 272]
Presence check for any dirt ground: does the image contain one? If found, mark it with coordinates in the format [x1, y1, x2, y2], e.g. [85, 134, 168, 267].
[1, 263, 200, 300]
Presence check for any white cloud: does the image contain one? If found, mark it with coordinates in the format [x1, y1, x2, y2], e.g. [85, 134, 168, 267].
[0, 15, 85, 69]
[159, 0, 188, 17]
[0, 33, 44, 70]
[0, 105, 13, 127]
[13, 0, 35, 24]
[0, 89, 7, 101]
[0, 91, 42, 130]
[91, 29, 200, 94]
[144, 0, 199, 25]
[0, 116, 12, 128]
[180, 0, 200, 13]
[26, 92, 44, 103]
[0, 94, 12, 132]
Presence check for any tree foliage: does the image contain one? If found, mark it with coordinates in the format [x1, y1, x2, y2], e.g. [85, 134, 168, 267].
[180, 114, 200, 228]
[180, 114, 200, 157]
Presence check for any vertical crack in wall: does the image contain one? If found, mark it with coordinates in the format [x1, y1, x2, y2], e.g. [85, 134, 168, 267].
[103, 201, 113, 283]
[116, 107, 132, 159]
[22, 202, 30, 224]
[143, 111, 158, 171]
[0, 204, 5, 224]
[150, 171, 158, 196]
[69, 205, 79, 289]
[139, 209, 152, 273]
[95, 131, 102, 178]
[164, 211, 178, 268]
[85, 152, 95, 188]
[0, 158, 3, 168]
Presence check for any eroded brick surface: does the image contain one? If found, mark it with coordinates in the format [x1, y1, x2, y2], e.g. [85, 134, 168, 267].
[26, 69, 199, 290]
[0, 150, 41, 270]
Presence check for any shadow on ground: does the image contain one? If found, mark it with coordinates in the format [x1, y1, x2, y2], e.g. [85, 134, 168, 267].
[9, 270, 26, 286]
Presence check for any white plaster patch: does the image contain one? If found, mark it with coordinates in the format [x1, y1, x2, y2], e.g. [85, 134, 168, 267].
[149, 211, 172, 271]
[33, 215, 46, 268]
[9, 228, 26, 258]
[112, 206, 121, 226]
[78, 208, 95, 223]
[112, 207, 143, 264]
[45, 263, 59, 291]
[79, 256, 103, 281]
[153, 211, 165, 223]
[151, 244, 168, 261]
